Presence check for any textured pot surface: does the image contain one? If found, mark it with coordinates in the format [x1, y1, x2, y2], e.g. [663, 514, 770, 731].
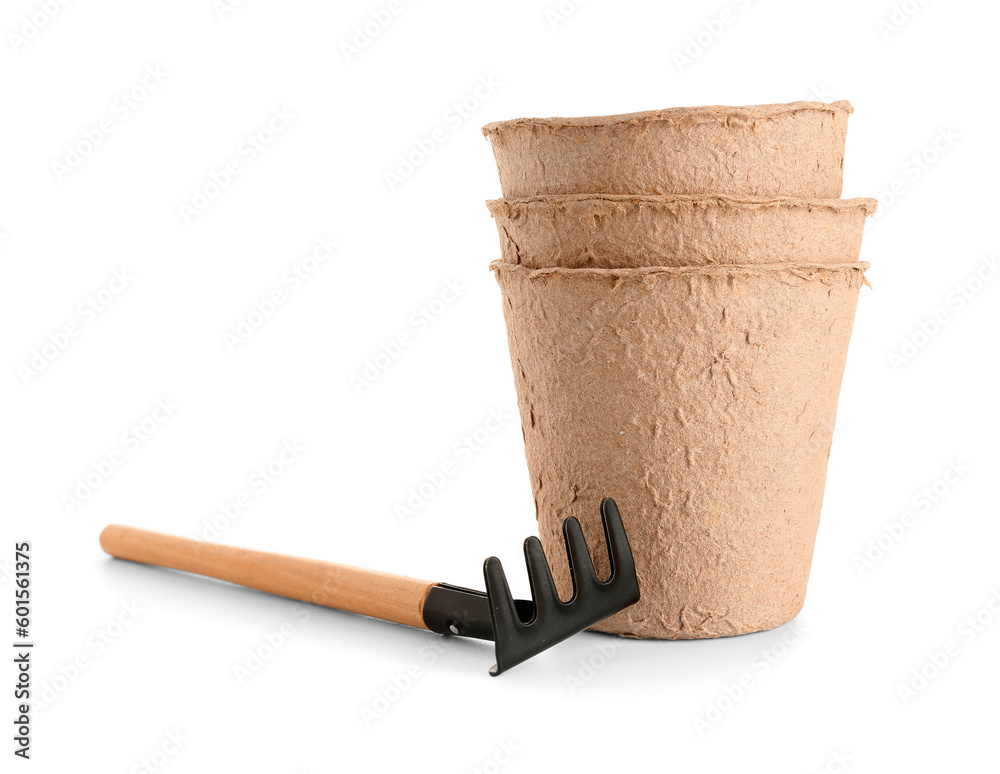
[482, 101, 852, 199]
[487, 194, 876, 268]
[493, 261, 867, 638]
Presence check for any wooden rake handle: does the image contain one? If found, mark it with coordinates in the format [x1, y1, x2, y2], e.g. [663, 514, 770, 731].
[99, 525, 436, 630]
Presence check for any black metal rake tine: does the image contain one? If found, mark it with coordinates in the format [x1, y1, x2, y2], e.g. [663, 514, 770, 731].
[562, 515, 599, 599]
[523, 536, 559, 614]
[600, 497, 635, 585]
[483, 556, 520, 632]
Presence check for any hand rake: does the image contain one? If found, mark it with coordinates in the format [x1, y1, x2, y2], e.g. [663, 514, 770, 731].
[99, 498, 639, 675]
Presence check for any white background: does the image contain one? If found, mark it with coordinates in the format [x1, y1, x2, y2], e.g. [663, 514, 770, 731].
[2, 0, 997, 771]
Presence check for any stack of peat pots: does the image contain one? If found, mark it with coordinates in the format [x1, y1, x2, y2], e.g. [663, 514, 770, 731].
[482, 101, 874, 638]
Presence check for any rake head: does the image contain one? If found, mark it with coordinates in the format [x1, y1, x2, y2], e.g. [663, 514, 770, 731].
[422, 498, 640, 675]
